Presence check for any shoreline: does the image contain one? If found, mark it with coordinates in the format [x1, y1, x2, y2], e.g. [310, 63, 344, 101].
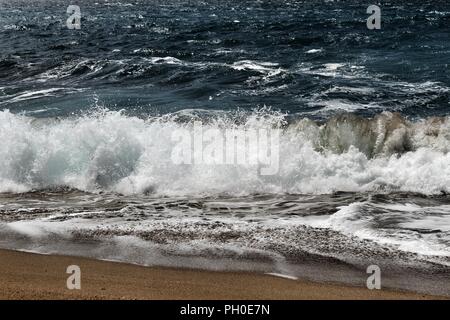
[0, 249, 446, 300]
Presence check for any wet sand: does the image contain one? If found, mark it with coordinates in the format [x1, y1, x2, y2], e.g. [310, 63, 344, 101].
[0, 249, 445, 300]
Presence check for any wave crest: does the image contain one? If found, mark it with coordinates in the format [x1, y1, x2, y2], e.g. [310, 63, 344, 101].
[0, 109, 449, 195]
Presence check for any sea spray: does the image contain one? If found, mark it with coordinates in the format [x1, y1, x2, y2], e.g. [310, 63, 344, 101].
[0, 109, 449, 196]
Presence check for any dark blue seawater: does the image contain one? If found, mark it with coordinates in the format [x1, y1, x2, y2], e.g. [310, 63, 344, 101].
[0, 0, 449, 296]
[0, 0, 449, 119]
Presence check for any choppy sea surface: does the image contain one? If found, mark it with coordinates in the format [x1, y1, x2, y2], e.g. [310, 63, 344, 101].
[0, 0, 449, 295]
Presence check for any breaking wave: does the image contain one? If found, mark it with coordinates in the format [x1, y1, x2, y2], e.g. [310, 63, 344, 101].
[0, 109, 449, 196]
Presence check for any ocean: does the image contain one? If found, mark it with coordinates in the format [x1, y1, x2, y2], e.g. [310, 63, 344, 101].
[0, 0, 449, 296]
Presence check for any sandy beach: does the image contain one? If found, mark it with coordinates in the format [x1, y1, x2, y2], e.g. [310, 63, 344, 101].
[0, 249, 445, 300]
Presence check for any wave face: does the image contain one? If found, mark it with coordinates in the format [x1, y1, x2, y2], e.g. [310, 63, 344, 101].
[1, 109, 450, 196]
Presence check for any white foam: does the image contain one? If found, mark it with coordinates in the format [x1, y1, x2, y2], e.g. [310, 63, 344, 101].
[305, 49, 323, 54]
[265, 273, 298, 280]
[230, 60, 285, 78]
[0, 109, 450, 196]
[318, 201, 450, 257]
